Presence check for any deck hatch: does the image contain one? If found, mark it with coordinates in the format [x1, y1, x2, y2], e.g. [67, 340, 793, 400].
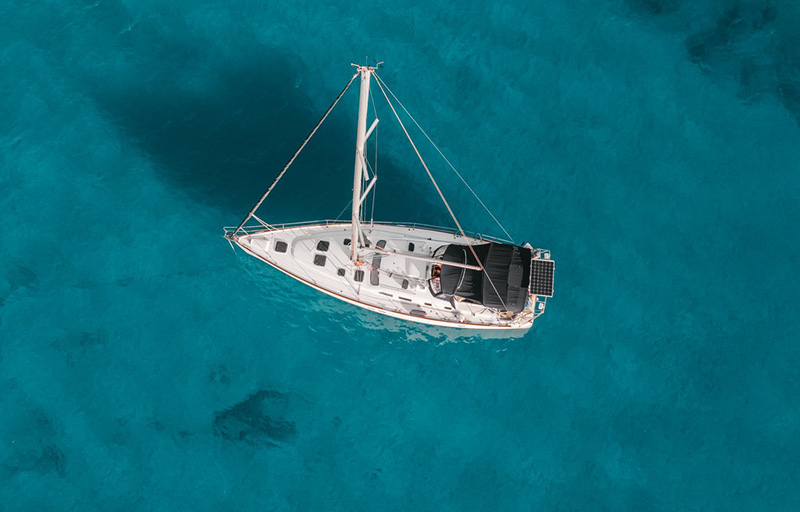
[317, 240, 330, 251]
[313, 254, 327, 266]
[370, 240, 386, 285]
[274, 240, 288, 253]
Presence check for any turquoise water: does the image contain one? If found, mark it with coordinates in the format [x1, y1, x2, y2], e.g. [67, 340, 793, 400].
[2, 0, 799, 510]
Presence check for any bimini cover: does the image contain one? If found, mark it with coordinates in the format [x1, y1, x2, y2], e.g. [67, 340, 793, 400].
[438, 243, 532, 313]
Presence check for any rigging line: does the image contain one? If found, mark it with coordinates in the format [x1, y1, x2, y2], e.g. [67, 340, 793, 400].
[369, 86, 379, 226]
[231, 71, 359, 237]
[369, 161, 377, 226]
[373, 73, 513, 242]
[372, 76, 468, 241]
[359, 152, 370, 223]
[369, 158, 378, 226]
[363, 157, 377, 223]
[334, 198, 353, 222]
[373, 72, 509, 312]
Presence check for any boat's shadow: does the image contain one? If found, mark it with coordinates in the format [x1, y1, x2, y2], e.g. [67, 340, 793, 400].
[85, 40, 448, 224]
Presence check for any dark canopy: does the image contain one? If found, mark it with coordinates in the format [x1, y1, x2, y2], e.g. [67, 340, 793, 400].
[438, 242, 532, 313]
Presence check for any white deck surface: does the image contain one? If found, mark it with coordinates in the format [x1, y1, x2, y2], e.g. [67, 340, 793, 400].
[234, 222, 537, 330]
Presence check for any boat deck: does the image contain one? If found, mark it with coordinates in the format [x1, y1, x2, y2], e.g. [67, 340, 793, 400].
[231, 222, 541, 330]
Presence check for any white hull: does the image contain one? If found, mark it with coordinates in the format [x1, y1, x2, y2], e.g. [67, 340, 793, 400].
[230, 222, 546, 330]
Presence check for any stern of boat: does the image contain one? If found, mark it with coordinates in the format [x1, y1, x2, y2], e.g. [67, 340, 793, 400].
[528, 247, 555, 322]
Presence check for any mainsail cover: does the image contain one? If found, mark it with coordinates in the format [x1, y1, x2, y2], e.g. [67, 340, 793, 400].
[439, 243, 532, 313]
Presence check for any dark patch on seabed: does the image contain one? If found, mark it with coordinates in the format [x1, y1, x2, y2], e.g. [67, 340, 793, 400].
[5, 263, 39, 295]
[625, 0, 800, 125]
[2, 407, 67, 478]
[626, 0, 681, 16]
[3, 445, 67, 478]
[0, 263, 40, 323]
[213, 389, 297, 446]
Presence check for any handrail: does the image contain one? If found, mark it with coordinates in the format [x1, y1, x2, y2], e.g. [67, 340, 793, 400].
[223, 219, 513, 243]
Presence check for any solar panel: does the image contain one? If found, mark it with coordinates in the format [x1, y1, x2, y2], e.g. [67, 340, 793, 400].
[529, 259, 555, 297]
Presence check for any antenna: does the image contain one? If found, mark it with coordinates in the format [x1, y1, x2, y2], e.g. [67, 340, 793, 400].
[350, 58, 384, 70]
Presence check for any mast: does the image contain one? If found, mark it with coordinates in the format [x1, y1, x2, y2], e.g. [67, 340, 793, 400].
[351, 65, 373, 261]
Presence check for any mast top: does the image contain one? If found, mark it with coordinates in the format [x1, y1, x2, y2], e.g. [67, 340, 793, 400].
[350, 62, 382, 72]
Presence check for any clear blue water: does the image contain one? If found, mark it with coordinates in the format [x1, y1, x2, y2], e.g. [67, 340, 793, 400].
[2, 0, 799, 510]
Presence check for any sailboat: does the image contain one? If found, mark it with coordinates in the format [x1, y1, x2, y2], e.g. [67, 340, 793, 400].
[224, 64, 554, 331]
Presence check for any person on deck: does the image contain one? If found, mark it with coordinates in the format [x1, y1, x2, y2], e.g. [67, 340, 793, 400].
[430, 265, 442, 294]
